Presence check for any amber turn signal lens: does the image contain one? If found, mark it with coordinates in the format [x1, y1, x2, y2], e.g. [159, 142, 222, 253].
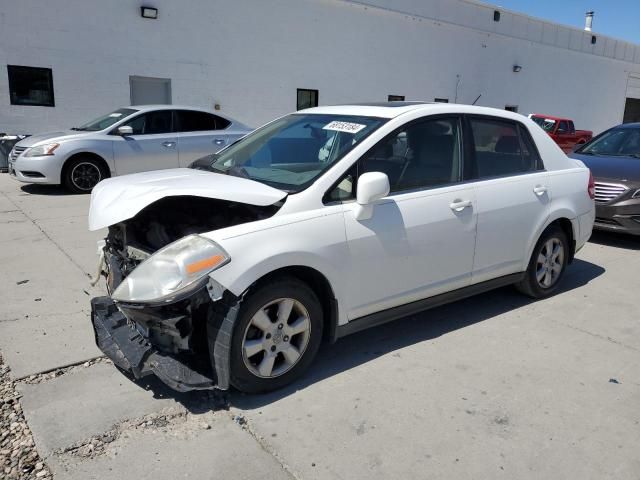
[186, 255, 225, 274]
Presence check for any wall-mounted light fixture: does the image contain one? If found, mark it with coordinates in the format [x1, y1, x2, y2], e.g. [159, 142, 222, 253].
[512, 65, 522, 73]
[140, 6, 158, 19]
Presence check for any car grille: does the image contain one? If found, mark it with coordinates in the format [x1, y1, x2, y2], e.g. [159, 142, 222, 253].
[9, 146, 27, 162]
[594, 182, 628, 203]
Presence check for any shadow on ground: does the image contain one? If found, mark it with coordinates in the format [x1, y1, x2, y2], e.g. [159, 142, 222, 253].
[19, 184, 78, 196]
[121, 258, 605, 412]
[589, 230, 640, 250]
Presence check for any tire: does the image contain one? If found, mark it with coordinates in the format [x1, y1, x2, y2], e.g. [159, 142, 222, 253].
[229, 276, 323, 393]
[63, 157, 107, 193]
[516, 225, 569, 299]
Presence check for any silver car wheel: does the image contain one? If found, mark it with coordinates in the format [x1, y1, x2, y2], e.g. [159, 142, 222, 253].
[71, 162, 101, 191]
[241, 298, 311, 378]
[536, 238, 564, 288]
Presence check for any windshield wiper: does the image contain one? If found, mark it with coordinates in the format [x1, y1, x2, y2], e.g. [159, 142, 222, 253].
[70, 127, 87, 131]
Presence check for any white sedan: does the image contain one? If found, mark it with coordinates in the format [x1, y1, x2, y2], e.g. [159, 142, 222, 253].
[88, 102, 595, 393]
[9, 105, 250, 192]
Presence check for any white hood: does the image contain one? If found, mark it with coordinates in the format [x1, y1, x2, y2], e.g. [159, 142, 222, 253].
[88, 168, 287, 231]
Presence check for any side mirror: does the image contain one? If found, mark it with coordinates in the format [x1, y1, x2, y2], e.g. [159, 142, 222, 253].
[117, 125, 133, 136]
[354, 172, 390, 220]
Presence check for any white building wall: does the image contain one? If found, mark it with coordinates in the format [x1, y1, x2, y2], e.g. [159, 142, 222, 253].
[1, 0, 639, 135]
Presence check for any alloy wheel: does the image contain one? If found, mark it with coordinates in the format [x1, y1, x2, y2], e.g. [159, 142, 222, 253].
[241, 298, 311, 378]
[71, 162, 101, 191]
[536, 238, 564, 288]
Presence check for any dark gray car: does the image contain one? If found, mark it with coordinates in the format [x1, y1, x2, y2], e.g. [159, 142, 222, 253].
[571, 123, 640, 235]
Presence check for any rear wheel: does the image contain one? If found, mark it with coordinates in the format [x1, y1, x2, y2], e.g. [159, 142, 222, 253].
[516, 225, 569, 298]
[229, 277, 323, 393]
[63, 157, 107, 193]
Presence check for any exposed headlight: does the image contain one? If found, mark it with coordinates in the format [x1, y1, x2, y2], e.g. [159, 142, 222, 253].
[112, 235, 230, 303]
[24, 143, 60, 157]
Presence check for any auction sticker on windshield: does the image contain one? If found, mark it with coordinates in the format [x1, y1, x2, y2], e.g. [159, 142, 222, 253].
[323, 121, 367, 134]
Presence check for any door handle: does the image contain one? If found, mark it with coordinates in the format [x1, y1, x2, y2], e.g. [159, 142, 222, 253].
[449, 199, 472, 212]
[533, 185, 548, 196]
[162, 141, 176, 148]
[213, 138, 226, 146]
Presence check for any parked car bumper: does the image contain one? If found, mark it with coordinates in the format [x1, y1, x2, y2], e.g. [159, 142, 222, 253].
[9, 154, 63, 184]
[594, 201, 640, 235]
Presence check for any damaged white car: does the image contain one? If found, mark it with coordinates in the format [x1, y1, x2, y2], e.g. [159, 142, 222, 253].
[89, 102, 595, 393]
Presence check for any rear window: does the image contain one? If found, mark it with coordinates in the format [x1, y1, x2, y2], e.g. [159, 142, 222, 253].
[174, 110, 230, 132]
[470, 118, 541, 179]
[530, 116, 556, 132]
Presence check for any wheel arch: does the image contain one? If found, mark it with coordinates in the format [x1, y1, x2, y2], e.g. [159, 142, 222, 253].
[243, 265, 340, 344]
[524, 211, 577, 270]
[61, 152, 111, 182]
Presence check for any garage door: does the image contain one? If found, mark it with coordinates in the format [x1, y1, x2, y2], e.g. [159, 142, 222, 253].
[129, 76, 172, 105]
[627, 74, 640, 100]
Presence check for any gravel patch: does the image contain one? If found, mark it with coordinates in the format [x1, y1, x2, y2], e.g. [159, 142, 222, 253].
[0, 354, 52, 480]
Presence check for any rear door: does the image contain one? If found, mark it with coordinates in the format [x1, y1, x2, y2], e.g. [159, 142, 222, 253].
[175, 110, 238, 166]
[111, 110, 179, 175]
[468, 116, 550, 283]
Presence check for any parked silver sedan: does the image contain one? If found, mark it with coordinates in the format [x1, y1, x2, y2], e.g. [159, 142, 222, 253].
[8, 105, 251, 192]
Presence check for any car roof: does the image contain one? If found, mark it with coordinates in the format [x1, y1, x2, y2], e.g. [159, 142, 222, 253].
[612, 122, 640, 129]
[529, 114, 568, 122]
[301, 102, 528, 121]
[122, 105, 221, 115]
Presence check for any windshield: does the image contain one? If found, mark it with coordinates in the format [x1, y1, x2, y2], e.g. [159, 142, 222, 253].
[197, 114, 386, 192]
[530, 116, 556, 132]
[580, 127, 640, 157]
[72, 108, 138, 131]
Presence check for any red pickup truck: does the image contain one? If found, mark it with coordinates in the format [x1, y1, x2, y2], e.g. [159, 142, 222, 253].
[528, 114, 593, 153]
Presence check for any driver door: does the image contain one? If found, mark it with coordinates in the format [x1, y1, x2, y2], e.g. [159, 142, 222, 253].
[112, 110, 179, 175]
[337, 116, 478, 320]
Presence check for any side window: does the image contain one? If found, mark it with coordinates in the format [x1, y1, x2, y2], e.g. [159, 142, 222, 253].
[174, 110, 219, 132]
[324, 165, 357, 203]
[518, 125, 543, 171]
[470, 118, 537, 178]
[568, 121, 575, 134]
[359, 117, 462, 193]
[557, 120, 569, 133]
[122, 110, 172, 135]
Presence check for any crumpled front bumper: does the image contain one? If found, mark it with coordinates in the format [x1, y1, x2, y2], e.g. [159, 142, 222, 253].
[90, 296, 216, 392]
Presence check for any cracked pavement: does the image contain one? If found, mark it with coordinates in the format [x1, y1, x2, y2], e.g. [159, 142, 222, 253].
[0, 174, 639, 479]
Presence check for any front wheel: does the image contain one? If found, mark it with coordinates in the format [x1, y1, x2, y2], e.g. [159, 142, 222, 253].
[516, 225, 569, 299]
[229, 277, 323, 393]
[63, 157, 107, 193]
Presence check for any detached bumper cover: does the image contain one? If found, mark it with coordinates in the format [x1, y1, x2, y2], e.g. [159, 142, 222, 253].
[91, 296, 216, 392]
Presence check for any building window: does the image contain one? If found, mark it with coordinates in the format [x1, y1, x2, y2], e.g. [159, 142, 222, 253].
[297, 89, 318, 110]
[591, 35, 597, 45]
[505, 105, 519, 113]
[7, 65, 55, 107]
[388, 95, 405, 101]
[434, 98, 449, 103]
[493, 10, 501, 22]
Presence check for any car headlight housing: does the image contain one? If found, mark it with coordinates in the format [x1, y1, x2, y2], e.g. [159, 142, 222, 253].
[112, 235, 230, 303]
[24, 143, 60, 157]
